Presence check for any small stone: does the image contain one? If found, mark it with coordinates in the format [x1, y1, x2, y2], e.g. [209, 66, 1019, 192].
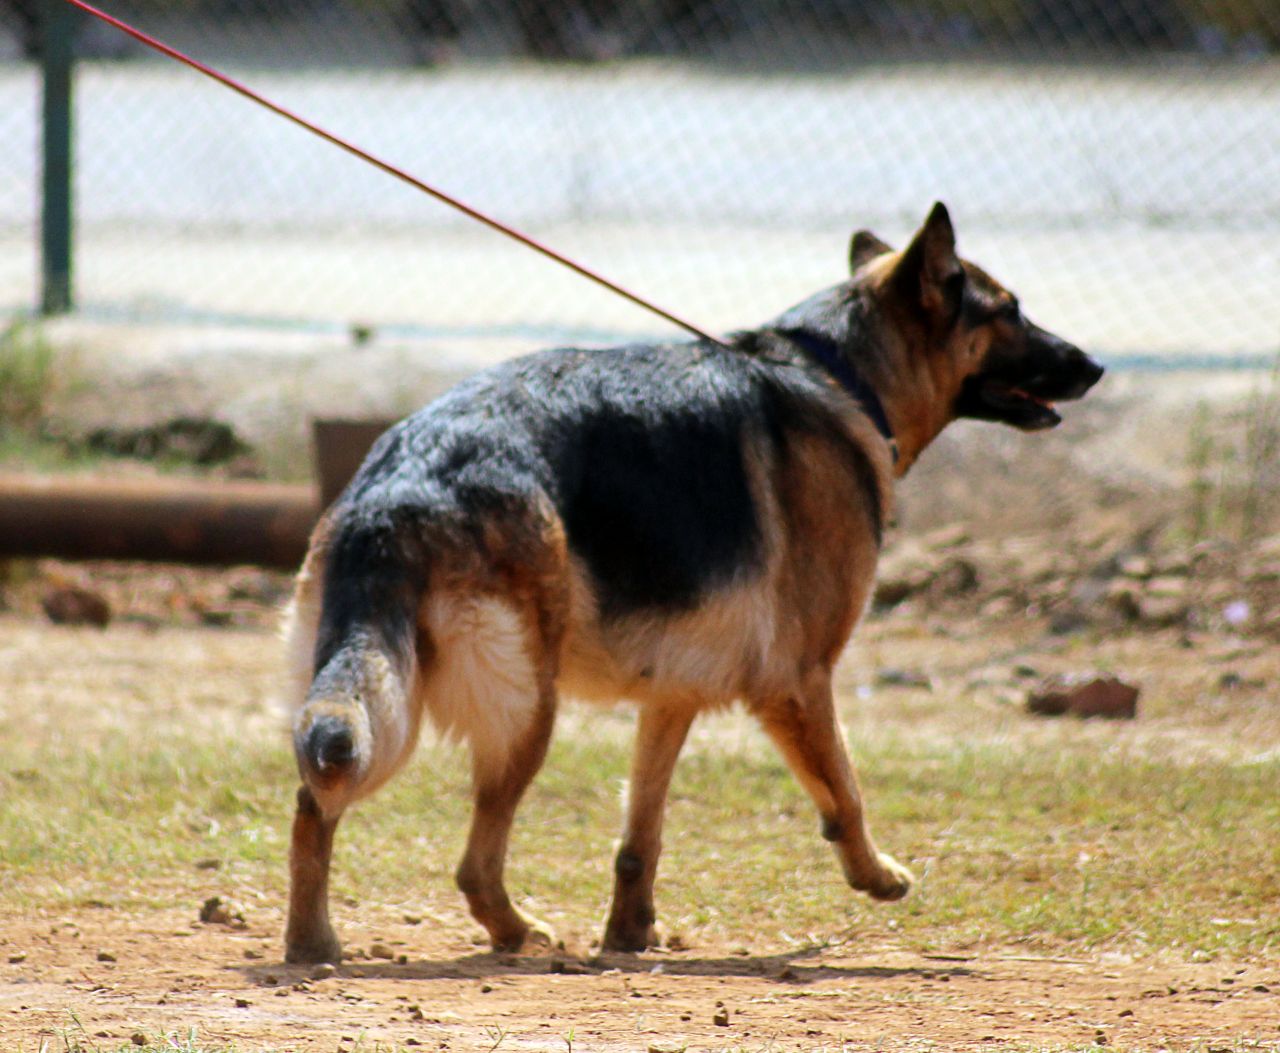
[403, 914, 423, 925]
[369, 942, 395, 960]
[397, 954, 409, 965]
[1141, 593, 1187, 626]
[243, 948, 263, 960]
[1106, 581, 1142, 621]
[480, 983, 493, 993]
[235, 997, 250, 1009]
[934, 557, 979, 596]
[96, 950, 117, 963]
[311, 963, 336, 980]
[198, 896, 245, 928]
[195, 859, 222, 871]
[8, 953, 26, 964]
[875, 667, 933, 690]
[1027, 675, 1139, 720]
[549, 959, 589, 975]
[42, 585, 111, 628]
[713, 1007, 730, 1026]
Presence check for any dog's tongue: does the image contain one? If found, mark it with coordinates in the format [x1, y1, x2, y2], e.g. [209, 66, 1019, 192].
[1012, 387, 1055, 409]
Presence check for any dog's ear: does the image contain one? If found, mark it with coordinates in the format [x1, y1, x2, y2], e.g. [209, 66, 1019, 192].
[849, 229, 892, 272]
[893, 202, 964, 322]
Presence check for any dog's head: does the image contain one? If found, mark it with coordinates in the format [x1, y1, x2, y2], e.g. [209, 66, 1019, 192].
[847, 202, 1104, 433]
[772, 204, 1103, 469]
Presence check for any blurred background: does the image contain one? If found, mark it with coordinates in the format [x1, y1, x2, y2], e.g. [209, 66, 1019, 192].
[2, 0, 1277, 357]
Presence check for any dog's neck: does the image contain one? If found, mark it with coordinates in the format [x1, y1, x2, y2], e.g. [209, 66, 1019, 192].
[780, 329, 900, 467]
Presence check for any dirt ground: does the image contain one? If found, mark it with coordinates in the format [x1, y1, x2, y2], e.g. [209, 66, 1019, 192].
[2, 598, 1279, 1052]
[3, 904, 1278, 1052]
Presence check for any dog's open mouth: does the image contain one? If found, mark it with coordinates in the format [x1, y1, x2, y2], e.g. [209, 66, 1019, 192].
[979, 380, 1063, 431]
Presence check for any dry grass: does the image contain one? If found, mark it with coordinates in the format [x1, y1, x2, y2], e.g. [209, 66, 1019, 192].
[2, 613, 1277, 964]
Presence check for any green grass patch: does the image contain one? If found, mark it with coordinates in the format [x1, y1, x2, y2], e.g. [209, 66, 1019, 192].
[0, 316, 111, 473]
[0, 318, 55, 431]
[2, 716, 1277, 958]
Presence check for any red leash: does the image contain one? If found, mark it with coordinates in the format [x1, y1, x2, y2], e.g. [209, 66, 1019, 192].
[63, 0, 729, 347]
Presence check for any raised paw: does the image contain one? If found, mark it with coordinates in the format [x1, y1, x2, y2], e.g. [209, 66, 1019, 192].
[865, 852, 914, 901]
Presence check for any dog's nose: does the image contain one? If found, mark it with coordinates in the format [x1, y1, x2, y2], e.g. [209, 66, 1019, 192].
[1076, 348, 1105, 387]
[1063, 346, 1104, 398]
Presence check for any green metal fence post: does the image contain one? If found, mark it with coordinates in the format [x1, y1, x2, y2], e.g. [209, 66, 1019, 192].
[41, 0, 75, 315]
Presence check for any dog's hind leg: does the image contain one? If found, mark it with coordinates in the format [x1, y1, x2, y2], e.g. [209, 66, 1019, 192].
[454, 676, 558, 952]
[436, 589, 565, 953]
[282, 542, 346, 965]
[602, 704, 694, 952]
[283, 518, 427, 964]
[285, 785, 343, 964]
[756, 667, 914, 902]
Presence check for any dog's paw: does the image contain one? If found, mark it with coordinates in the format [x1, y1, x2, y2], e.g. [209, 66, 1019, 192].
[521, 917, 558, 952]
[600, 921, 659, 954]
[284, 931, 343, 966]
[865, 852, 914, 901]
[490, 912, 557, 955]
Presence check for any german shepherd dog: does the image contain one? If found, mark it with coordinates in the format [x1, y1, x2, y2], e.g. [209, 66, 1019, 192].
[283, 203, 1103, 963]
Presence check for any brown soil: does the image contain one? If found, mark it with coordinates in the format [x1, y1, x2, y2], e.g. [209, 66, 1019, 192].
[2, 591, 1279, 1051]
[3, 906, 1278, 1051]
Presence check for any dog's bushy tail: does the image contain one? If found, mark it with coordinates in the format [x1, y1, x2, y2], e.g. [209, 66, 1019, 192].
[292, 512, 429, 815]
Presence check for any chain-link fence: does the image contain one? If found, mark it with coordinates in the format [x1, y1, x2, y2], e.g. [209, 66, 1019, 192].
[2, 0, 1278, 356]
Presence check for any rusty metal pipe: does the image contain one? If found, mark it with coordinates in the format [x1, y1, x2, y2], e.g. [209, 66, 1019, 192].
[0, 474, 320, 568]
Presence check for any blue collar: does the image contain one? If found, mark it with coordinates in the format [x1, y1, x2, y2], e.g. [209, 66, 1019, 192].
[781, 329, 898, 463]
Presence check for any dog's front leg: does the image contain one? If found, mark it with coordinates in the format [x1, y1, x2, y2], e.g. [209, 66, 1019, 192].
[602, 704, 694, 952]
[757, 669, 913, 901]
[284, 785, 344, 964]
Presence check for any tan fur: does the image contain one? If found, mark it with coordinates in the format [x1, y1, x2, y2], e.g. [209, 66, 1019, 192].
[419, 592, 541, 773]
[281, 518, 330, 719]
